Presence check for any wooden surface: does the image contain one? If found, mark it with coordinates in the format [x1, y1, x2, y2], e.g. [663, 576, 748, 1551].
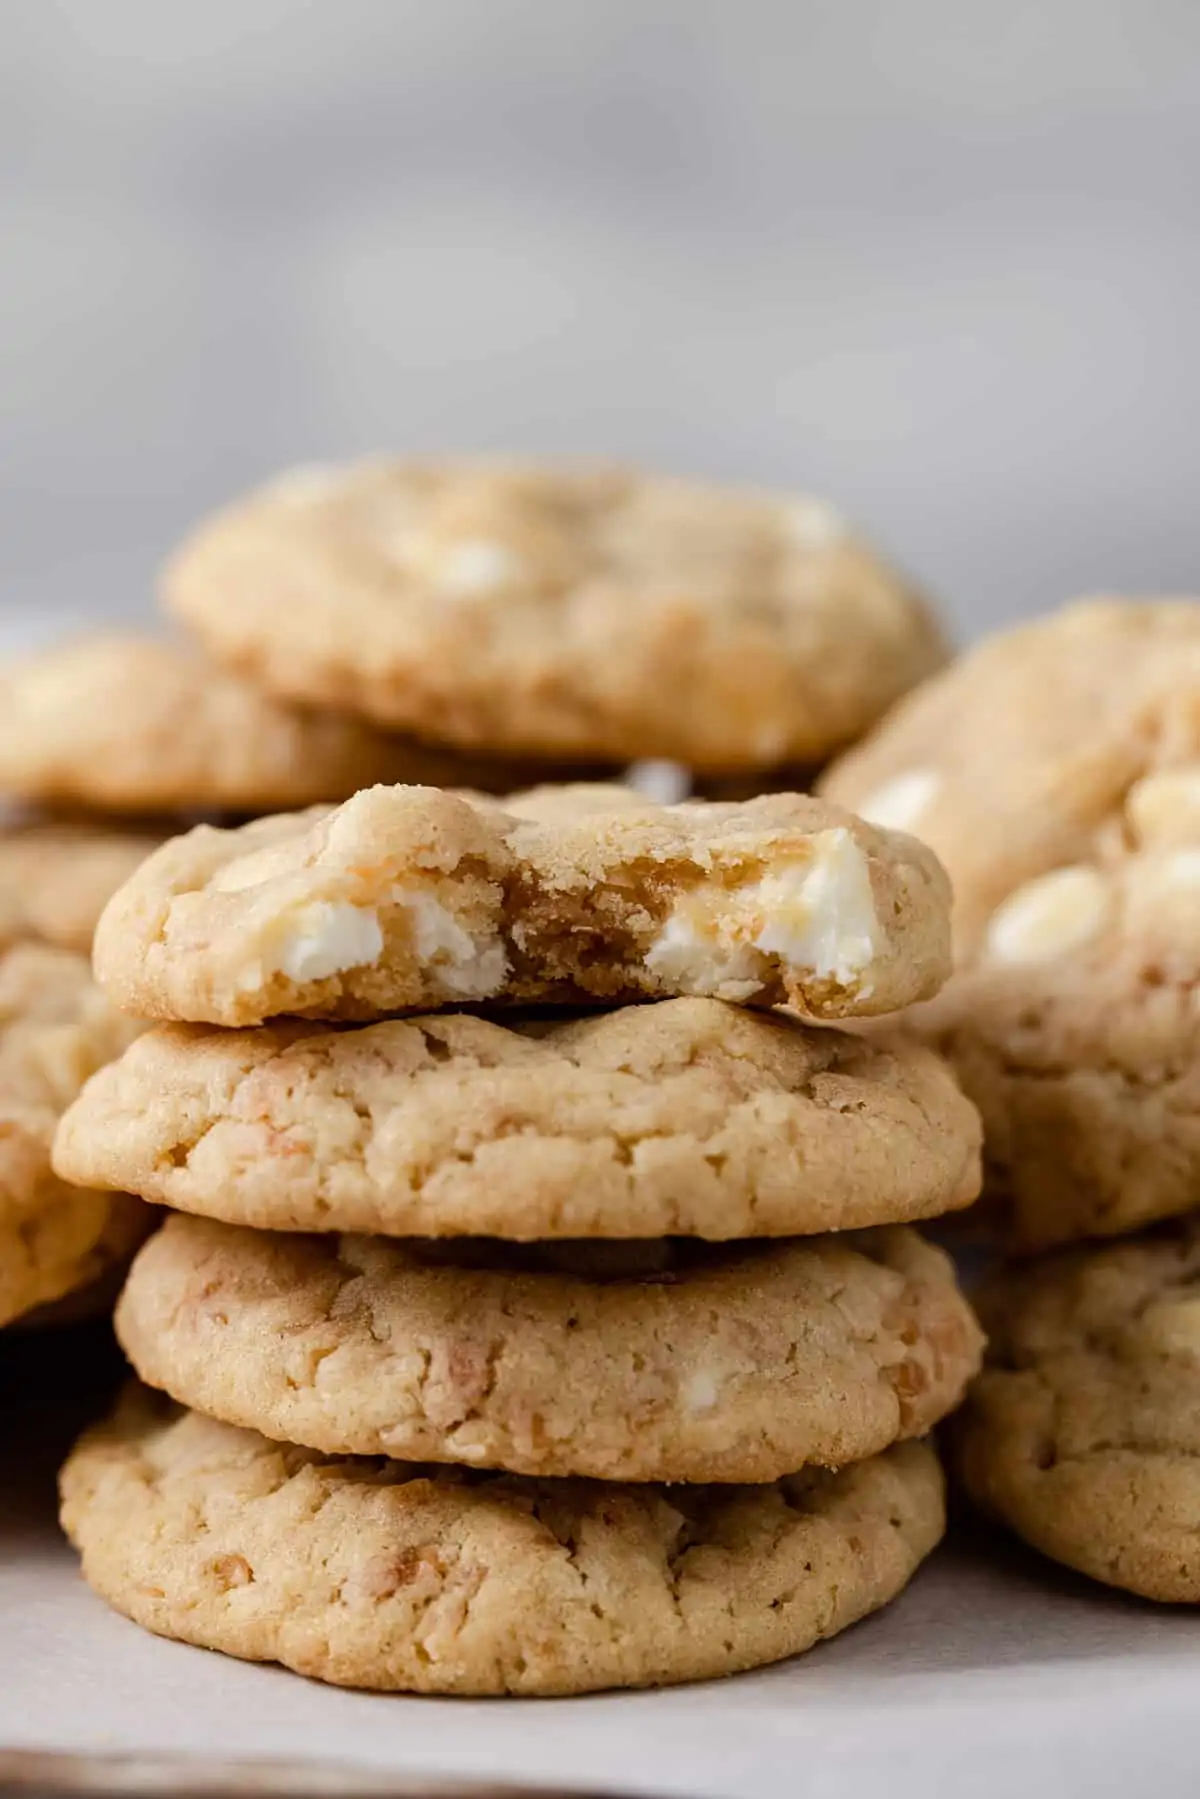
[0, 1749, 616, 1799]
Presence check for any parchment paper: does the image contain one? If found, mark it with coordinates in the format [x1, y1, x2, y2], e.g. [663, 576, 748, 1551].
[3, 1324, 1198, 1799]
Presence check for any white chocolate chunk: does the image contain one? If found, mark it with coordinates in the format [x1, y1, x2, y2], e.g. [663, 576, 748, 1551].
[436, 539, 526, 597]
[1159, 849, 1200, 887]
[753, 829, 881, 987]
[645, 827, 881, 997]
[1126, 767, 1200, 848]
[266, 464, 340, 505]
[390, 888, 507, 1000]
[857, 769, 941, 835]
[624, 760, 692, 806]
[1123, 851, 1200, 953]
[681, 1369, 721, 1414]
[642, 911, 763, 1001]
[273, 901, 384, 982]
[785, 498, 848, 551]
[985, 866, 1110, 964]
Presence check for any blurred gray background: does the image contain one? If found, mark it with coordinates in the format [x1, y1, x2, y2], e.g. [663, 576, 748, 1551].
[3, 0, 1199, 641]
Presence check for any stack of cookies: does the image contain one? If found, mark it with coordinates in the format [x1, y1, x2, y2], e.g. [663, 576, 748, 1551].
[53, 780, 984, 1694]
[2, 459, 948, 1342]
[824, 597, 1200, 1603]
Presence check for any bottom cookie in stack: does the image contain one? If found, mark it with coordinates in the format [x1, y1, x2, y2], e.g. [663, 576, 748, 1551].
[62, 1386, 945, 1697]
[55, 998, 984, 1693]
[956, 1217, 1200, 1603]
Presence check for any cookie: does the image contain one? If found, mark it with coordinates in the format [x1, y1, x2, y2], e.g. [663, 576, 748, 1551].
[54, 1001, 980, 1239]
[1, 1188, 148, 1331]
[821, 598, 1200, 950]
[0, 943, 146, 1327]
[162, 460, 946, 773]
[91, 784, 951, 1027]
[60, 1385, 944, 1694]
[823, 599, 1200, 1248]
[0, 633, 544, 816]
[0, 821, 159, 955]
[11, 1246, 142, 1331]
[0, 942, 145, 1110]
[116, 1216, 982, 1483]
[919, 822, 1200, 1248]
[956, 1219, 1200, 1601]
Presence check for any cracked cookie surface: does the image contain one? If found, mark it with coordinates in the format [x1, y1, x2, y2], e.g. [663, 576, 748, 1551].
[91, 784, 951, 1026]
[162, 460, 946, 773]
[956, 1219, 1200, 1601]
[60, 1385, 945, 1694]
[54, 1000, 980, 1239]
[116, 1216, 982, 1483]
[0, 632, 533, 815]
[0, 943, 146, 1327]
[0, 821, 160, 955]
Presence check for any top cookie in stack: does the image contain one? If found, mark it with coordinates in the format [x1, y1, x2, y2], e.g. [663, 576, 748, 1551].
[89, 782, 952, 1025]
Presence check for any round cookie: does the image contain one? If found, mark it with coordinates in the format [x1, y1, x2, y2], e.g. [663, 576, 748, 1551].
[821, 598, 1200, 950]
[919, 771, 1200, 1249]
[0, 943, 146, 1327]
[60, 1385, 945, 1694]
[162, 460, 946, 773]
[116, 1216, 983, 1483]
[0, 821, 159, 955]
[0, 632, 543, 816]
[54, 1001, 981, 1239]
[956, 1218, 1200, 1602]
[90, 784, 952, 1027]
